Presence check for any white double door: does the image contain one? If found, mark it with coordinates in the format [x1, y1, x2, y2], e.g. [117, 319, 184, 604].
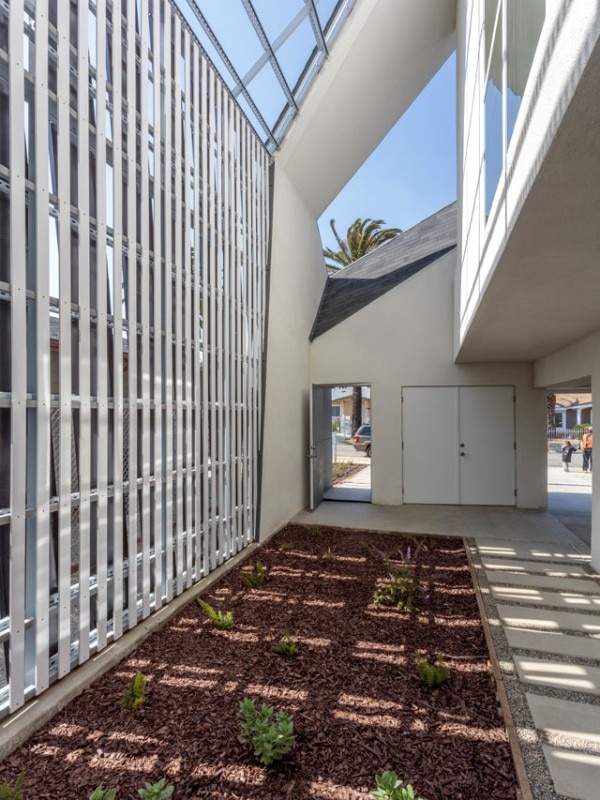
[402, 386, 515, 505]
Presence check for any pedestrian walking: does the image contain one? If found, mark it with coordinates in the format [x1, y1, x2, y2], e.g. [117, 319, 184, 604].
[561, 440, 576, 471]
[581, 426, 593, 472]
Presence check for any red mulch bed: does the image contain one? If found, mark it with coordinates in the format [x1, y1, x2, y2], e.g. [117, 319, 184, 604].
[0, 526, 517, 799]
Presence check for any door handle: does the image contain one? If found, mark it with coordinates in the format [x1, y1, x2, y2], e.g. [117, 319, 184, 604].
[460, 452, 467, 456]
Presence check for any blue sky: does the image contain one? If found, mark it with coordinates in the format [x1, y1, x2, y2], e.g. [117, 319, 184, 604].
[318, 53, 457, 253]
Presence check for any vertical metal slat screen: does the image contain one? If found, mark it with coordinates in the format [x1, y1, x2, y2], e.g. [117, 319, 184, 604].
[0, 0, 269, 717]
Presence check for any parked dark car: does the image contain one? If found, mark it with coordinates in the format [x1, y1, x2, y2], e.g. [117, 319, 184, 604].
[352, 424, 371, 457]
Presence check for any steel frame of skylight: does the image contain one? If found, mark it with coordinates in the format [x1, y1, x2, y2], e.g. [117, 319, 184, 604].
[177, 0, 358, 153]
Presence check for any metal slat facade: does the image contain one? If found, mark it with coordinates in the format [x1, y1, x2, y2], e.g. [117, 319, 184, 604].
[0, 0, 269, 718]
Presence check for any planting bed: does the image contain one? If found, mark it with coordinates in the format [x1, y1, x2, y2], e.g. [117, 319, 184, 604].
[0, 526, 518, 799]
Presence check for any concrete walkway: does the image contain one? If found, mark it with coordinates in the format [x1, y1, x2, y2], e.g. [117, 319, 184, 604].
[324, 463, 372, 502]
[294, 459, 598, 800]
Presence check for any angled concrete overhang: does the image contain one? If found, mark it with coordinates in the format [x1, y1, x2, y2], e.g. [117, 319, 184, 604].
[275, 0, 457, 219]
[458, 31, 600, 363]
[311, 202, 457, 339]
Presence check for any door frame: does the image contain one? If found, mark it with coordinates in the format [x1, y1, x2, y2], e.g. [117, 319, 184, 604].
[310, 383, 372, 509]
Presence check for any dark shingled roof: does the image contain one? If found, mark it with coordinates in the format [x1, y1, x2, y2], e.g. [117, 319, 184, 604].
[310, 202, 457, 340]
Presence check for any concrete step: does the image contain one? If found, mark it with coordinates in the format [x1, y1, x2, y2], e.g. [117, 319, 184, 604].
[528, 694, 600, 744]
[491, 586, 600, 611]
[514, 656, 600, 695]
[505, 627, 600, 661]
[543, 745, 600, 800]
[477, 541, 590, 563]
[487, 571, 600, 594]
[497, 604, 600, 634]
[481, 558, 591, 577]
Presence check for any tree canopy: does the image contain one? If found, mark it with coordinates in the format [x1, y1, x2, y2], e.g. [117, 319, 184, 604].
[323, 218, 402, 272]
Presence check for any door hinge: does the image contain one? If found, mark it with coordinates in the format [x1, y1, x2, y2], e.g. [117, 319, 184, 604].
[514, 441, 516, 450]
[514, 489, 517, 497]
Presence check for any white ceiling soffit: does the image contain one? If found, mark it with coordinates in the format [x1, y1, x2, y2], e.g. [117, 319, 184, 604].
[275, 0, 457, 218]
[457, 37, 600, 364]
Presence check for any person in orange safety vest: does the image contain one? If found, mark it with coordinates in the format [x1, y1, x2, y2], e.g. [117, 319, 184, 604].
[581, 427, 593, 472]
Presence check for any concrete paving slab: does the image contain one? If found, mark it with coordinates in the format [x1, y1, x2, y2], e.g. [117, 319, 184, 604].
[481, 558, 591, 576]
[487, 571, 600, 594]
[528, 694, 600, 744]
[292, 503, 583, 545]
[514, 656, 600, 695]
[496, 605, 600, 634]
[505, 627, 600, 661]
[477, 541, 591, 562]
[491, 586, 600, 610]
[543, 745, 600, 800]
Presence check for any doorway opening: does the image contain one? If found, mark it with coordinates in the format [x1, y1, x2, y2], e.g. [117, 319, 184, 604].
[546, 387, 592, 547]
[310, 385, 372, 508]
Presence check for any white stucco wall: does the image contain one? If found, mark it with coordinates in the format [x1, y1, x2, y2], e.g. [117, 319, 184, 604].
[259, 166, 327, 541]
[311, 252, 546, 508]
[457, 0, 600, 354]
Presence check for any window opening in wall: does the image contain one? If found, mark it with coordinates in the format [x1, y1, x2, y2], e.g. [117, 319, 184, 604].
[484, 0, 545, 217]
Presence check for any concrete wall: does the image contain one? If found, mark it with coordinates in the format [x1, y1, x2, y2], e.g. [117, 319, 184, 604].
[259, 166, 327, 541]
[311, 252, 546, 508]
[259, 0, 458, 540]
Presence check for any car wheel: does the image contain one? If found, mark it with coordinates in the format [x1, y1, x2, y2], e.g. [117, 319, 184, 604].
[366, 445, 371, 458]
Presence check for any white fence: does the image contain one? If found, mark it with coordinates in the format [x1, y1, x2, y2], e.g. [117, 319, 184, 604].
[0, 0, 269, 717]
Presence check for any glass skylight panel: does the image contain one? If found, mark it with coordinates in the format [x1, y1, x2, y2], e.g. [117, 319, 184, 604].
[199, 0, 264, 80]
[276, 14, 317, 92]
[250, 0, 306, 44]
[316, 0, 340, 31]
[173, 0, 357, 150]
[247, 63, 288, 129]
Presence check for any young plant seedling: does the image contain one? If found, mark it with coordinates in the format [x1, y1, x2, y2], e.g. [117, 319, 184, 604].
[322, 547, 338, 562]
[0, 770, 25, 800]
[370, 771, 423, 800]
[416, 653, 450, 689]
[240, 560, 267, 588]
[238, 697, 296, 766]
[90, 787, 117, 800]
[373, 565, 419, 611]
[137, 777, 174, 800]
[396, 537, 426, 565]
[121, 670, 147, 711]
[273, 634, 299, 659]
[197, 598, 234, 630]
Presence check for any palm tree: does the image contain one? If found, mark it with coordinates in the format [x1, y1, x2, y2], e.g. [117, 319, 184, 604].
[323, 218, 401, 434]
[323, 218, 401, 272]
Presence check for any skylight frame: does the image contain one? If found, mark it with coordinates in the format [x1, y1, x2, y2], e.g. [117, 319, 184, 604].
[175, 0, 357, 153]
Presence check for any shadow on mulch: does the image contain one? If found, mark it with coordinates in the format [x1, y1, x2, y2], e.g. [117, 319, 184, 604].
[0, 526, 518, 800]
